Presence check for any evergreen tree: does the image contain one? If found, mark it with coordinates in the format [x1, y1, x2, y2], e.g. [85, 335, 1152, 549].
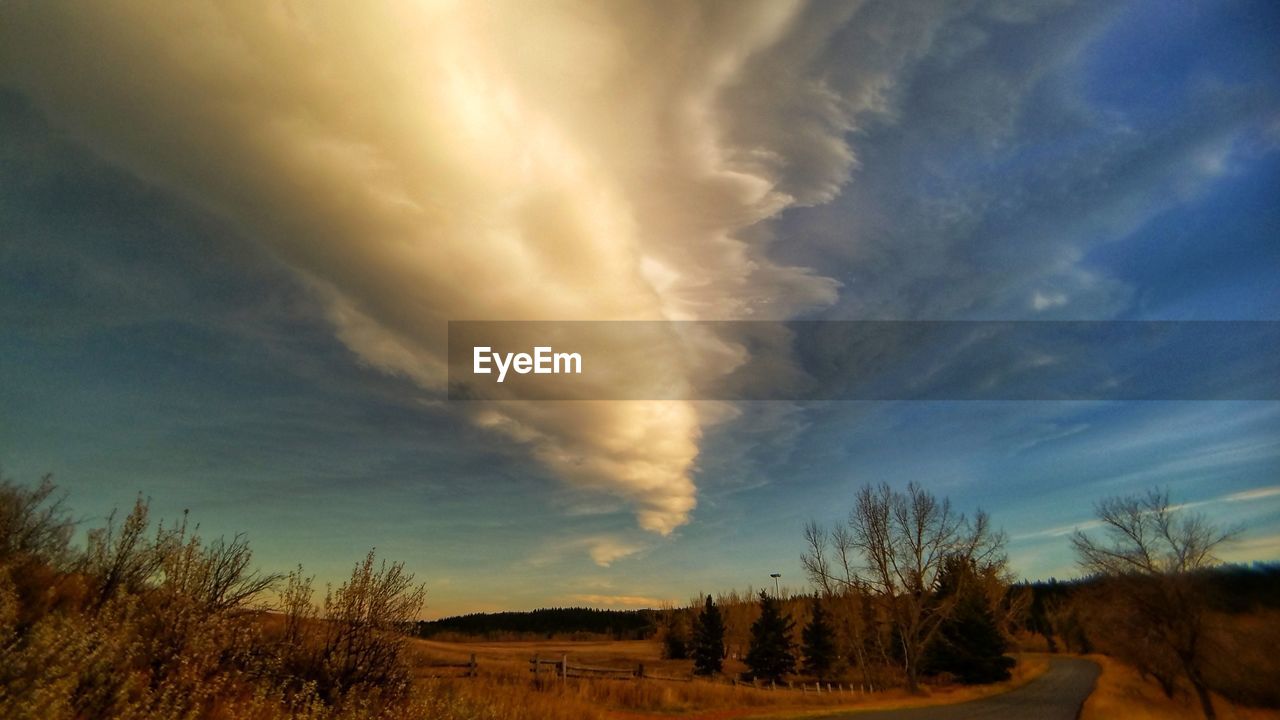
[661, 609, 690, 660]
[691, 595, 725, 675]
[745, 590, 796, 682]
[923, 556, 1014, 684]
[801, 598, 837, 682]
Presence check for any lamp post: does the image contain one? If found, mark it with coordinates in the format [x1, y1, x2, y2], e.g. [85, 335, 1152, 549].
[770, 573, 781, 598]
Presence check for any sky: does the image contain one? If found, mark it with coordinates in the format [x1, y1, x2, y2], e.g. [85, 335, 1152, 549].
[1, 0, 1278, 618]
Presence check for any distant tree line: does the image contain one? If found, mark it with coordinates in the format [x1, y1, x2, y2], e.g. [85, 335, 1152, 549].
[415, 607, 658, 640]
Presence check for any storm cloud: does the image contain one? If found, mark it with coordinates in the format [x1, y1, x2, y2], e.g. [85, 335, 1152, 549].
[1, 1, 883, 533]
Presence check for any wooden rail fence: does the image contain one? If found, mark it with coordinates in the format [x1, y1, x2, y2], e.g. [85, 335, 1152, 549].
[529, 654, 692, 682]
[422, 652, 869, 693]
[419, 653, 478, 677]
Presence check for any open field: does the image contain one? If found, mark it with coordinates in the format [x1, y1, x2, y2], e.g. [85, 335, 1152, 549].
[415, 638, 664, 664]
[412, 638, 685, 677]
[406, 638, 1053, 719]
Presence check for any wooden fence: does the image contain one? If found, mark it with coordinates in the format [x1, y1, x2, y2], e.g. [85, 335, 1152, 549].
[418, 653, 478, 677]
[728, 677, 867, 694]
[423, 653, 869, 693]
[529, 654, 692, 682]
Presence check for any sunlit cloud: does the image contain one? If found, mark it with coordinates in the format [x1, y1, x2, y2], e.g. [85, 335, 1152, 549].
[3, 0, 1277, 603]
[0, 1, 865, 535]
[526, 535, 649, 568]
[1221, 486, 1280, 503]
[585, 538, 646, 568]
[566, 594, 671, 608]
[1219, 533, 1280, 563]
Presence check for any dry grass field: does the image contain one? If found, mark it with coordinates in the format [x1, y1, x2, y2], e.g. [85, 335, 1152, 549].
[405, 638, 1051, 719]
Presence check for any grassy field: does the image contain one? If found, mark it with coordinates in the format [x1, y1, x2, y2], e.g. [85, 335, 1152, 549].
[406, 638, 1051, 719]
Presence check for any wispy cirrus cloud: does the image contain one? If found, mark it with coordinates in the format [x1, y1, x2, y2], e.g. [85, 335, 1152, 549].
[1014, 484, 1280, 542]
[566, 594, 671, 608]
[526, 535, 649, 569]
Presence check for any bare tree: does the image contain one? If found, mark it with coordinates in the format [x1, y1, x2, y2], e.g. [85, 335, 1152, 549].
[1072, 488, 1239, 719]
[804, 521, 878, 690]
[804, 482, 1005, 693]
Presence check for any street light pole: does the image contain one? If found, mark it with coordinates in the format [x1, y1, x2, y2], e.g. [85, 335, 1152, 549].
[770, 573, 781, 598]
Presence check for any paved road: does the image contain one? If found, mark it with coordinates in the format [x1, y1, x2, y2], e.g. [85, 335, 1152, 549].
[814, 657, 1100, 720]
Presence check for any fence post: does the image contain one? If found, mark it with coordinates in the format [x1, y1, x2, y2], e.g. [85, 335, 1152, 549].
[533, 653, 539, 681]
[469, 653, 476, 677]
[637, 662, 645, 679]
[561, 654, 568, 682]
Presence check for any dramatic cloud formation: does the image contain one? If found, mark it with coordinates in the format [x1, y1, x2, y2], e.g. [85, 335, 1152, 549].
[19, 2, 1221, 544]
[0, 1, 872, 534]
[3, 1, 1279, 609]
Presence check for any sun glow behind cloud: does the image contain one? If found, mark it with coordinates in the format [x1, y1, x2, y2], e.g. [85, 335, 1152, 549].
[0, 1, 861, 536]
[3, 1, 1280, 613]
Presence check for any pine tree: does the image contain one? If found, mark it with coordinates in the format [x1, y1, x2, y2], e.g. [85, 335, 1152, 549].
[745, 590, 795, 682]
[923, 556, 1014, 684]
[801, 598, 837, 682]
[692, 595, 725, 675]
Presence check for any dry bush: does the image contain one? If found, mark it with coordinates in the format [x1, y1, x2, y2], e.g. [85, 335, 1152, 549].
[0, 476, 432, 720]
[320, 551, 426, 696]
[1201, 610, 1280, 709]
[268, 550, 426, 705]
[158, 512, 282, 613]
[1081, 654, 1279, 720]
[81, 497, 165, 609]
[0, 483, 277, 720]
[0, 474, 85, 627]
[0, 474, 74, 567]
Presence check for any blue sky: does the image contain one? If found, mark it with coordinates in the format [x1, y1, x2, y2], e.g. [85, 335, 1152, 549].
[1, 0, 1278, 616]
